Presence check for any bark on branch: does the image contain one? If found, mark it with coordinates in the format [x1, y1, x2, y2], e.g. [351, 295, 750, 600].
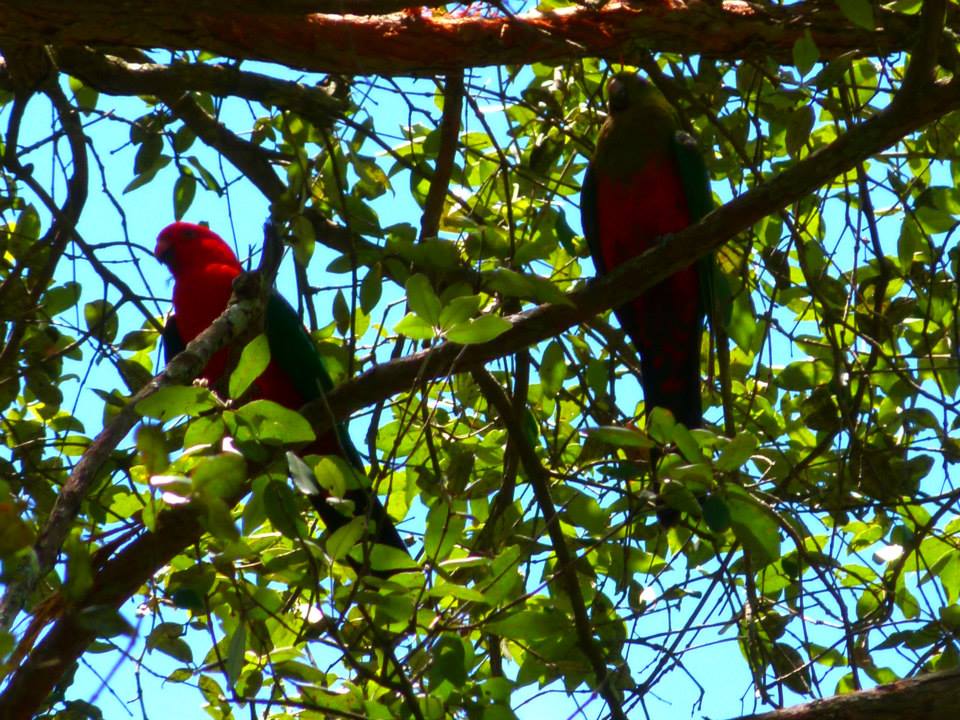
[734, 667, 960, 720]
[0, 1, 931, 76]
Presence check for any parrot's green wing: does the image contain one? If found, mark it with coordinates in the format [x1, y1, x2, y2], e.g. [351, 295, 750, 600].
[264, 291, 364, 468]
[161, 315, 185, 364]
[580, 164, 605, 275]
[671, 131, 732, 330]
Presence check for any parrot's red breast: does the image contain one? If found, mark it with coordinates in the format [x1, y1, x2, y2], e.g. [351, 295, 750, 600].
[593, 156, 702, 401]
[155, 222, 305, 411]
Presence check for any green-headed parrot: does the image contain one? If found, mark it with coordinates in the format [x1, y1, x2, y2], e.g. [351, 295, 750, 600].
[155, 221, 407, 555]
[581, 72, 713, 430]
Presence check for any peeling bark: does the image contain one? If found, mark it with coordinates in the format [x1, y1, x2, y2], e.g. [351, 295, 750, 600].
[0, 1, 926, 76]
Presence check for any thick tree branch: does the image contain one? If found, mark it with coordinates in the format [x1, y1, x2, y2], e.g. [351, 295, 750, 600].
[0, 1, 930, 76]
[735, 667, 960, 720]
[54, 46, 347, 127]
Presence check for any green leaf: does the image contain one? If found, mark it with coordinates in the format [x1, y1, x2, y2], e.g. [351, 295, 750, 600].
[332, 290, 350, 335]
[659, 478, 703, 516]
[0, 505, 36, 558]
[887, 0, 922, 12]
[701, 495, 731, 533]
[134, 134, 163, 174]
[484, 268, 572, 306]
[394, 312, 436, 341]
[68, 75, 99, 114]
[445, 314, 511, 345]
[360, 264, 383, 314]
[290, 215, 316, 267]
[173, 173, 196, 220]
[146, 623, 193, 663]
[406, 273, 442, 326]
[429, 635, 468, 688]
[778, 359, 831, 391]
[726, 487, 781, 566]
[648, 407, 676, 444]
[836, 0, 874, 29]
[124, 156, 171, 193]
[312, 456, 361, 497]
[487, 609, 568, 642]
[192, 453, 247, 500]
[229, 334, 270, 399]
[424, 502, 465, 561]
[43, 282, 82, 316]
[856, 588, 881, 619]
[203, 497, 240, 542]
[226, 625, 246, 687]
[136, 424, 169, 475]
[184, 415, 225, 449]
[671, 423, 702, 463]
[716, 432, 759, 471]
[727, 290, 758, 351]
[173, 126, 195, 153]
[564, 491, 608, 534]
[84, 300, 118, 344]
[786, 105, 815, 157]
[235, 400, 315, 445]
[588, 425, 652, 449]
[136, 386, 218, 421]
[367, 543, 417, 574]
[792, 30, 820, 76]
[63, 531, 93, 600]
[438, 295, 482, 331]
[326, 516, 366, 561]
[263, 480, 306, 539]
[539, 341, 566, 398]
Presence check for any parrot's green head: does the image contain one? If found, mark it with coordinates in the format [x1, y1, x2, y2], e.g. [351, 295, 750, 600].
[605, 73, 676, 126]
[592, 73, 680, 176]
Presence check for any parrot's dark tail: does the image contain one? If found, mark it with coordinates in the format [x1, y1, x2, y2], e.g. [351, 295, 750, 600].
[308, 491, 409, 576]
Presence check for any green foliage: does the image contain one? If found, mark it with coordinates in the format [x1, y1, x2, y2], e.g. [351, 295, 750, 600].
[3, 24, 960, 720]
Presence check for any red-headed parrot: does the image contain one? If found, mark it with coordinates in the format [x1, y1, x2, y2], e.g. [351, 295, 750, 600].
[155, 221, 406, 554]
[581, 73, 713, 430]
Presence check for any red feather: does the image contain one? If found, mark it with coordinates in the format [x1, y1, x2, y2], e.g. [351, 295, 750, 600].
[157, 222, 305, 408]
[593, 155, 703, 427]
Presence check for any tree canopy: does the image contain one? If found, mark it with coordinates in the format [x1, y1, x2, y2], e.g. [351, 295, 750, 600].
[2, 1, 960, 719]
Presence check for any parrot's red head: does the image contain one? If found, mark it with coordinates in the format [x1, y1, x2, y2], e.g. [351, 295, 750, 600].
[155, 222, 242, 276]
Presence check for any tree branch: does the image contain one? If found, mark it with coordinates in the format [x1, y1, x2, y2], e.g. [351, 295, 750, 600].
[419, 72, 463, 242]
[0, 1, 929, 76]
[54, 46, 348, 127]
[473, 368, 627, 720]
[735, 667, 960, 720]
